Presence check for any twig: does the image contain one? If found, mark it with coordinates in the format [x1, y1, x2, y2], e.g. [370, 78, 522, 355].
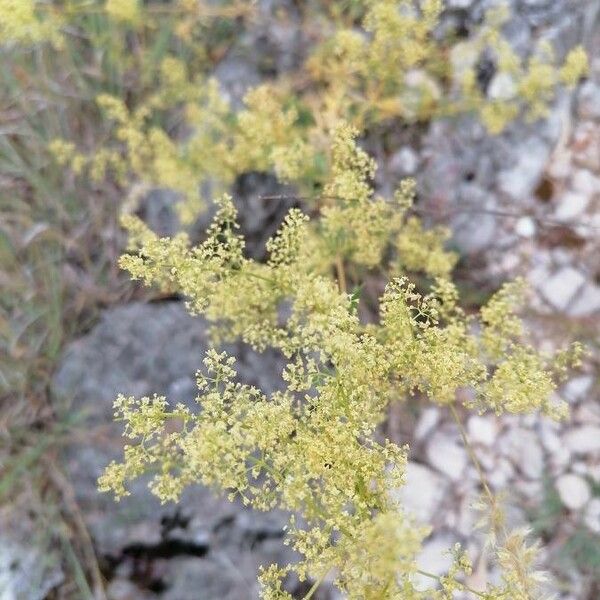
[260, 194, 600, 232]
[44, 458, 107, 600]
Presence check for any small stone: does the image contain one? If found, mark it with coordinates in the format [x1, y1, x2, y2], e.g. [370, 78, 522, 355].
[548, 446, 571, 474]
[515, 480, 543, 500]
[388, 146, 419, 176]
[564, 426, 600, 454]
[562, 376, 594, 403]
[467, 415, 498, 446]
[584, 499, 600, 533]
[415, 535, 456, 591]
[554, 191, 590, 221]
[555, 473, 591, 510]
[393, 462, 448, 523]
[589, 464, 600, 484]
[415, 407, 440, 441]
[574, 403, 600, 425]
[488, 72, 517, 101]
[498, 137, 551, 201]
[578, 81, 600, 120]
[453, 212, 497, 254]
[426, 432, 467, 481]
[573, 461, 590, 476]
[572, 122, 600, 171]
[501, 428, 544, 480]
[551, 248, 572, 266]
[446, 0, 474, 7]
[568, 284, 600, 317]
[515, 216, 536, 237]
[548, 149, 573, 179]
[572, 169, 600, 195]
[528, 265, 551, 288]
[214, 55, 261, 110]
[538, 267, 586, 311]
[539, 423, 571, 474]
[474, 447, 495, 471]
[488, 458, 515, 489]
[455, 495, 477, 537]
[107, 579, 152, 600]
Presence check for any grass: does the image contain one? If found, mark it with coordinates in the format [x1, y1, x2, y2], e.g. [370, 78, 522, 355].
[0, 23, 134, 599]
[0, 5, 251, 593]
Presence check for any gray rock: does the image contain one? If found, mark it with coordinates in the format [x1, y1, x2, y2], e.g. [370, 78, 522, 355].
[584, 498, 600, 534]
[137, 188, 183, 238]
[52, 302, 293, 598]
[414, 534, 456, 591]
[488, 458, 515, 489]
[574, 402, 600, 425]
[452, 211, 497, 254]
[501, 428, 544, 479]
[446, 0, 475, 8]
[393, 462, 449, 524]
[497, 137, 551, 201]
[521, 0, 552, 6]
[515, 216, 536, 237]
[537, 267, 586, 311]
[388, 146, 419, 177]
[568, 283, 600, 317]
[501, 16, 532, 55]
[231, 172, 298, 260]
[426, 432, 468, 481]
[214, 55, 262, 111]
[578, 81, 600, 120]
[488, 72, 517, 101]
[414, 407, 440, 441]
[0, 516, 63, 600]
[450, 184, 499, 254]
[572, 169, 600, 195]
[467, 415, 498, 446]
[554, 190, 590, 221]
[561, 375, 594, 402]
[564, 426, 600, 454]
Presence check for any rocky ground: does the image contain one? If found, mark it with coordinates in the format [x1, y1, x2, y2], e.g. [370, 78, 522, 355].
[390, 4, 600, 596]
[3, 0, 600, 598]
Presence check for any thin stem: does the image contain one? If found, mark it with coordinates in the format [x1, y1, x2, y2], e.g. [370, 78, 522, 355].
[450, 404, 495, 505]
[302, 567, 332, 600]
[241, 270, 274, 285]
[335, 256, 347, 294]
[416, 569, 488, 599]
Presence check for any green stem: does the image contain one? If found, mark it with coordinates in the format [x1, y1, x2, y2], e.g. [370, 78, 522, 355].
[416, 569, 488, 598]
[302, 567, 332, 600]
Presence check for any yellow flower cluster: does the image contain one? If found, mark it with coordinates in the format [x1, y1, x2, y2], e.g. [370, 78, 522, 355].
[0, 0, 61, 44]
[100, 132, 582, 598]
[449, 8, 589, 133]
[105, 0, 139, 24]
[35, 0, 587, 224]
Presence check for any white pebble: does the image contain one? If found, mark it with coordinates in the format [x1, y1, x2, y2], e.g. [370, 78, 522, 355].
[556, 473, 591, 510]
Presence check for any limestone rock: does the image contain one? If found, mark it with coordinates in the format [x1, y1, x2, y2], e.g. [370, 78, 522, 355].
[554, 191, 590, 221]
[584, 498, 600, 534]
[564, 426, 600, 454]
[426, 432, 468, 481]
[498, 137, 551, 201]
[51, 302, 293, 598]
[467, 415, 498, 446]
[393, 462, 449, 524]
[501, 428, 544, 480]
[538, 267, 586, 311]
